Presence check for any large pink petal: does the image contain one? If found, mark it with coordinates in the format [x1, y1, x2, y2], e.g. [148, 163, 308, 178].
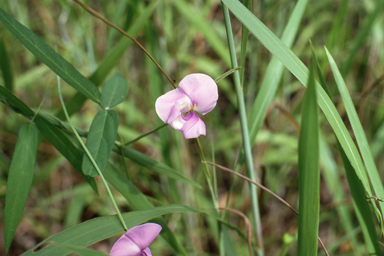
[181, 111, 206, 139]
[110, 223, 162, 256]
[178, 73, 218, 115]
[155, 89, 191, 123]
[125, 223, 162, 251]
[110, 234, 141, 256]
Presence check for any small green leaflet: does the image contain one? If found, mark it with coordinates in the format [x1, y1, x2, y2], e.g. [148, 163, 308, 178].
[101, 74, 128, 108]
[82, 110, 119, 177]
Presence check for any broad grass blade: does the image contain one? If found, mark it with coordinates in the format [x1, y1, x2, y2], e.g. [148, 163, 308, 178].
[21, 205, 195, 256]
[315, 47, 381, 254]
[325, 48, 384, 228]
[4, 123, 38, 252]
[0, 37, 14, 91]
[297, 57, 320, 255]
[101, 74, 128, 108]
[221, 0, 371, 196]
[82, 110, 119, 177]
[49, 243, 109, 256]
[339, 143, 382, 255]
[0, 8, 101, 103]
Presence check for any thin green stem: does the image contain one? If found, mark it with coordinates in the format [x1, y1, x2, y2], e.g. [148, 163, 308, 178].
[196, 138, 218, 210]
[31, 72, 54, 122]
[221, 3, 264, 255]
[57, 76, 128, 231]
[124, 123, 168, 146]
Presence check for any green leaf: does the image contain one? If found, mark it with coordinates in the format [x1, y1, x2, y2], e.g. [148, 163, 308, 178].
[248, 0, 308, 147]
[113, 145, 201, 188]
[101, 74, 128, 108]
[0, 37, 14, 91]
[325, 48, 384, 232]
[82, 110, 119, 177]
[0, 85, 98, 192]
[33, 115, 98, 192]
[338, 144, 382, 255]
[22, 205, 195, 256]
[103, 164, 188, 255]
[4, 123, 39, 252]
[49, 243, 109, 256]
[0, 8, 101, 103]
[55, 0, 158, 118]
[297, 56, 320, 255]
[221, 0, 371, 195]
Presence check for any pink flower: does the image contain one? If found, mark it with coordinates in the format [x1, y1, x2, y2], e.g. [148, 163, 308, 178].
[110, 223, 162, 256]
[155, 73, 218, 139]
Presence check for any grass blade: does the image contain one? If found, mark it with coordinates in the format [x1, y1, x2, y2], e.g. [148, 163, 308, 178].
[222, 0, 371, 197]
[21, 205, 195, 256]
[297, 56, 320, 256]
[4, 123, 38, 252]
[0, 8, 101, 103]
[339, 143, 382, 255]
[221, 4, 263, 254]
[248, 0, 308, 146]
[325, 48, 384, 229]
[0, 37, 14, 91]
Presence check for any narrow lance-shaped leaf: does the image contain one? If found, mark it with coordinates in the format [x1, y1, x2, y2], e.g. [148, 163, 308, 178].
[325, 48, 384, 231]
[5, 123, 39, 252]
[82, 110, 119, 177]
[0, 85, 98, 192]
[101, 74, 128, 108]
[0, 8, 101, 103]
[0, 37, 14, 91]
[21, 205, 195, 256]
[297, 57, 320, 256]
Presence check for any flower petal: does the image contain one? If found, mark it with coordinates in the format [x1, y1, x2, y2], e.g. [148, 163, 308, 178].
[178, 73, 218, 115]
[110, 233, 141, 256]
[142, 247, 152, 256]
[125, 223, 162, 251]
[155, 89, 191, 123]
[110, 223, 162, 256]
[181, 111, 206, 139]
[167, 102, 186, 130]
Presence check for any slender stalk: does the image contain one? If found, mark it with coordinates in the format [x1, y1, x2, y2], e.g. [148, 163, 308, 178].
[196, 138, 218, 209]
[57, 77, 128, 231]
[124, 123, 168, 145]
[72, 0, 176, 89]
[221, 3, 264, 255]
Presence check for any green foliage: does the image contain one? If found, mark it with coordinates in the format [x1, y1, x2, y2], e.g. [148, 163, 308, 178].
[0, 8, 101, 103]
[82, 110, 119, 177]
[4, 123, 38, 252]
[101, 74, 128, 109]
[297, 56, 320, 256]
[1, 0, 384, 255]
